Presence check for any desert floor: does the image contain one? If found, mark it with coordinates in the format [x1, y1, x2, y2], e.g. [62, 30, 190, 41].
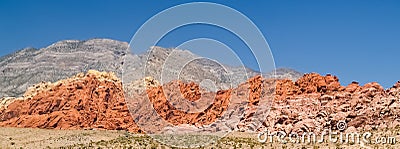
[1, 127, 400, 149]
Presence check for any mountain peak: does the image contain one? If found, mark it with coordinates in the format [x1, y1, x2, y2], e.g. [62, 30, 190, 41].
[264, 67, 303, 81]
[0, 38, 300, 98]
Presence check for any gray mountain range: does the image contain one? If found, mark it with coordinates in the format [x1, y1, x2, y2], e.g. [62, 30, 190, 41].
[0, 38, 302, 98]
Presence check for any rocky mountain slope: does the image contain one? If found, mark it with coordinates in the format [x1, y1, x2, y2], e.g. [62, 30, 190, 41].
[0, 70, 140, 132]
[1, 70, 399, 136]
[262, 74, 400, 134]
[0, 38, 300, 98]
[3, 38, 397, 137]
[0, 39, 126, 98]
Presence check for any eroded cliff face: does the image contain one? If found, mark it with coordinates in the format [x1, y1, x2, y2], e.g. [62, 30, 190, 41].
[0, 70, 140, 133]
[1, 71, 399, 135]
[264, 73, 400, 134]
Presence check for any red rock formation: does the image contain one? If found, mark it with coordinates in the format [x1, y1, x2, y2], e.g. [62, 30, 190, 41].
[179, 82, 202, 102]
[255, 73, 400, 135]
[0, 71, 140, 133]
[1, 71, 400, 136]
[145, 81, 232, 125]
[0, 71, 235, 133]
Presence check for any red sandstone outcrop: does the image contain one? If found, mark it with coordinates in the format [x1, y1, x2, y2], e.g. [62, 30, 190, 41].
[0, 70, 140, 132]
[147, 82, 231, 126]
[258, 73, 400, 135]
[1, 71, 400, 135]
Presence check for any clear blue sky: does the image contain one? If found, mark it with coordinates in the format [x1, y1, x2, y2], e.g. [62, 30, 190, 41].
[1, 0, 399, 88]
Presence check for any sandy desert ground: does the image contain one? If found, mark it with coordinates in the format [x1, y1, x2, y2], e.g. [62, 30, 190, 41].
[1, 127, 400, 149]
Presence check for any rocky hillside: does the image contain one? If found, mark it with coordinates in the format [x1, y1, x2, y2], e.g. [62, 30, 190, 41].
[0, 39, 127, 98]
[0, 70, 259, 134]
[264, 68, 303, 81]
[1, 70, 399, 136]
[1, 39, 300, 98]
[0, 70, 140, 132]
[262, 74, 400, 134]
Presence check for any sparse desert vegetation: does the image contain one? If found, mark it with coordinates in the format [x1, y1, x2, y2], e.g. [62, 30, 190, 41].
[1, 127, 400, 149]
